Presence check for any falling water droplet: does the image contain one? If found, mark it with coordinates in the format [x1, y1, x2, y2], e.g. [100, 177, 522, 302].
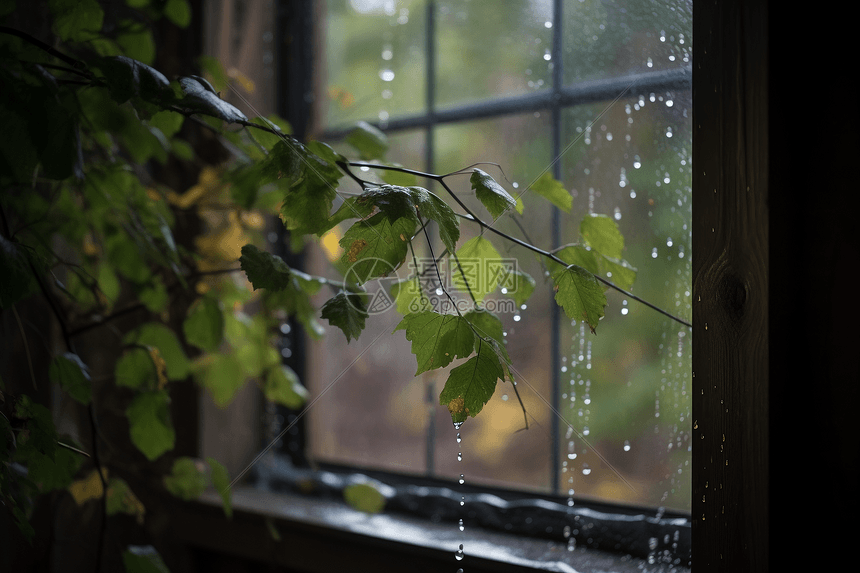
[623, 440, 631, 451]
[457, 452, 462, 462]
[582, 464, 591, 476]
[459, 474, 465, 485]
[379, 68, 395, 82]
[455, 544, 464, 560]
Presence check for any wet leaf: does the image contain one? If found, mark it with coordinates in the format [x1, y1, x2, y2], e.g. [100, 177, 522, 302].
[345, 121, 389, 160]
[124, 323, 190, 380]
[178, 76, 247, 123]
[530, 172, 572, 212]
[451, 236, 504, 304]
[321, 292, 368, 343]
[580, 214, 624, 259]
[122, 545, 171, 573]
[163, 457, 208, 501]
[471, 168, 516, 219]
[263, 365, 308, 409]
[395, 310, 474, 375]
[439, 340, 503, 424]
[552, 264, 606, 334]
[207, 457, 232, 518]
[183, 297, 224, 352]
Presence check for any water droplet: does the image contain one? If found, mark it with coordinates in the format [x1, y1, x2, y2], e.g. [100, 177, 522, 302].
[456, 433, 461, 444]
[459, 474, 465, 485]
[378, 69, 395, 82]
[455, 544, 464, 560]
[544, 20, 553, 28]
[460, 496, 465, 506]
[623, 440, 631, 451]
[582, 464, 591, 476]
[459, 518, 465, 532]
[457, 452, 462, 462]
[543, 49, 552, 61]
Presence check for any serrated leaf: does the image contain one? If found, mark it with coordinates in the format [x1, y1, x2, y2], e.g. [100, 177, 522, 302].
[530, 172, 572, 212]
[321, 292, 368, 343]
[451, 236, 504, 304]
[264, 365, 308, 409]
[339, 213, 414, 283]
[164, 457, 208, 501]
[179, 76, 247, 123]
[207, 457, 232, 518]
[343, 482, 386, 514]
[345, 121, 388, 160]
[439, 340, 503, 424]
[548, 244, 600, 276]
[183, 297, 224, 351]
[394, 310, 474, 375]
[552, 264, 606, 334]
[406, 186, 460, 254]
[239, 244, 293, 291]
[463, 308, 509, 363]
[122, 545, 171, 573]
[49, 353, 91, 405]
[580, 214, 624, 259]
[279, 141, 343, 236]
[126, 391, 175, 461]
[471, 169, 516, 219]
[123, 323, 190, 380]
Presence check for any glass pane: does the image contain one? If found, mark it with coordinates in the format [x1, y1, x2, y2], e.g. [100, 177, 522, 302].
[305, 129, 429, 473]
[557, 90, 692, 511]
[432, 113, 555, 492]
[562, 0, 692, 84]
[436, 0, 553, 107]
[321, 0, 427, 128]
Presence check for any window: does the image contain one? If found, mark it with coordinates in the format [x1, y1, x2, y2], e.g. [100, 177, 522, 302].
[252, 0, 693, 567]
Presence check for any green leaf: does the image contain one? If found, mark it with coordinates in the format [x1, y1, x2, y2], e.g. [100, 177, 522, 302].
[381, 163, 418, 187]
[49, 0, 103, 42]
[49, 353, 92, 405]
[122, 545, 171, 573]
[451, 236, 504, 304]
[194, 353, 245, 408]
[115, 347, 157, 389]
[207, 457, 232, 518]
[138, 277, 168, 313]
[263, 365, 308, 409]
[548, 244, 600, 276]
[164, 0, 191, 28]
[339, 213, 414, 283]
[163, 457, 208, 501]
[471, 169, 516, 219]
[529, 172, 572, 212]
[439, 340, 503, 424]
[394, 310, 474, 375]
[345, 121, 389, 160]
[13, 396, 82, 491]
[321, 292, 368, 343]
[390, 277, 431, 315]
[598, 255, 637, 291]
[580, 214, 624, 259]
[116, 22, 155, 65]
[239, 244, 293, 291]
[552, 264, 606, 334]
[343, 482, 386, 514]
[500, 269, 535, 307]
[463, 309, 509, 363]
[147, 110, 184, 139]
[0, 235, 36, 309]
[183, 297, 224, 352]
[279, 141, 343, 236]
[124, 323, 190, 380]
[406, 186, 460, 254]
[126, 391, 175, 461]
[178, 76, 247, 123]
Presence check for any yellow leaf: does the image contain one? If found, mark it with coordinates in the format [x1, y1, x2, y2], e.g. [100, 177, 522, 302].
[148, 346, 169, 390]
[227, 67, 255, 94]
[69, 468, 108, 505]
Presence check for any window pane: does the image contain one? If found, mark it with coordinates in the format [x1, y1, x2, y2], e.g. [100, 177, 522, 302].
[562, 0, 692, 84]
[321, 0, 427, 128]
[557, 90, 692, 511]
[432, 113, 555, 492]
[436, 0, 553, 107]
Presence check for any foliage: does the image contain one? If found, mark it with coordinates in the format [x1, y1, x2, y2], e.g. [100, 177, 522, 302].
[0, 1, 669, 569]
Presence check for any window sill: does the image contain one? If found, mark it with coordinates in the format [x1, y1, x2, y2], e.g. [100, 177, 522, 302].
[171, 484, 690, 573]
